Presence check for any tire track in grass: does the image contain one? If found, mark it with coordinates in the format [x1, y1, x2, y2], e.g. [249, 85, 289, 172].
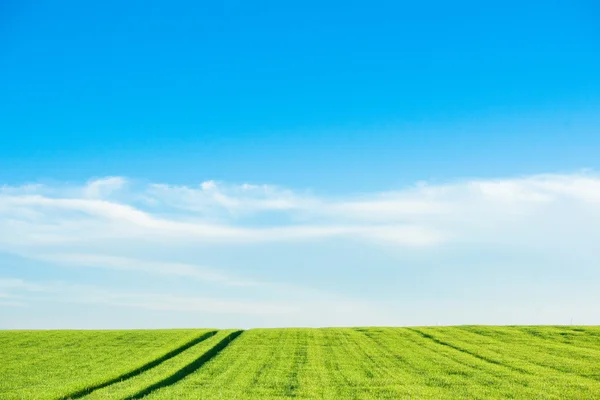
[449, 326, 600, 382]
[246, 329, 292, 392]
[408, 328, 529, 374]
[61, 330, 217, 400]
[283, 329, 308, 398]
[381, 328, 594, 399]
[351, 328, 479, 398]
[515, 326, 600, 355]
[417, 325, 600, 398]
[398, 328, 563, 399]
[146, 329, 283, 398]
[82, 330, 238, 400]
[559, 326, 600, 339]
[396, 328, 525, 382]
[249, 328, 302, 398]
[125, 330, 243, 400]
[462, 325, 600, 354]
[355, 328, 521, 399]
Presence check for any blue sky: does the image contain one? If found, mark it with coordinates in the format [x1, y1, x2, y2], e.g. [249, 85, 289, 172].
[1, 0, 600, 328]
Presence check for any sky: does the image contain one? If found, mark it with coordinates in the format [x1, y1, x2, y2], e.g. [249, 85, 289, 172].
[1, 0, 600, 329]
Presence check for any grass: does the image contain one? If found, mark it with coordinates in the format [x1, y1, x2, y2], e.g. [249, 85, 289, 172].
[143, 326, 600, 399]
[1, 326, 599, 399]
[83, 330, 241, 400]
[0, 329, 214, 400]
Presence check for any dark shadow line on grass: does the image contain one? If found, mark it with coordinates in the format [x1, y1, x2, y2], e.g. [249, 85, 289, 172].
[454, 326, 600, 381]
[60, 330, 218, 400]
[408, 328, 529, 374]
[515, 326, 600, 353]
[124, 330, 244, 400]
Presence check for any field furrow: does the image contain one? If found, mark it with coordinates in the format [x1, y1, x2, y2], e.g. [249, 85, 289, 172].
[0, 329, 214, 400]
[2, 326, 599, 399]
[424, 326, 600, 379]
[143, 327, 600, 400]
[412, 327, 600, 398]
[81, 330, 239, 400]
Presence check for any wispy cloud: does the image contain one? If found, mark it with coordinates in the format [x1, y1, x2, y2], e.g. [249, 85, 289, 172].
[2, 172, 600, 251]
[2, 172, 600, 326]
[35, 253, 258, 287]
[0, 179, 447, 248]
[83, 176, 128, 199]
[0, 277, 386, 325]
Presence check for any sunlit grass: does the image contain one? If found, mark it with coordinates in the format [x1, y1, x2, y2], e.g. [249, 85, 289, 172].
[0, 329, 213, 399]
[147, 326, 600, 400]
[2, 326, 599, 399]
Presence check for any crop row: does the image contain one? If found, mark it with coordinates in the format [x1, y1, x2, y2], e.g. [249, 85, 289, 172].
[1, 326, 599, 399]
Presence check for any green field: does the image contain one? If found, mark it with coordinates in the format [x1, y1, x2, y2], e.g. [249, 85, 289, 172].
[1, 326, 599, 399]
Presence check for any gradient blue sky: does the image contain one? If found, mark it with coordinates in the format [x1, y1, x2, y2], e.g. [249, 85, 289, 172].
[1, 1, 600, 328]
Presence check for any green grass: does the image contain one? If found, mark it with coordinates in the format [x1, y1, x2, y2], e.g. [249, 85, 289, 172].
[82, 330, 241, 400]
[145, 326, 600, 400]
[0, 329, 214, 400]
[1, 326, 599, 399]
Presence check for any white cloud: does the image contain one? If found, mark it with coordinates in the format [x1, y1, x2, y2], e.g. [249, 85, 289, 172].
[2, 173, 600, 314]
[3, 173, 600, 326]
[35, 253, 258, 287]
[2, 173, 600, 251]
[148, 180, 312, 217]
[0, 277, 385, 324]
[200, 180, 217, 191]
[0, 183, 447, 249]
[83, 176, 127, 199]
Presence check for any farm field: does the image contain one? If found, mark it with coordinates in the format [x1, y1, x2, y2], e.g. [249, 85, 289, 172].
[0, 329, 214, 400]
[1, 326, 599, 400]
